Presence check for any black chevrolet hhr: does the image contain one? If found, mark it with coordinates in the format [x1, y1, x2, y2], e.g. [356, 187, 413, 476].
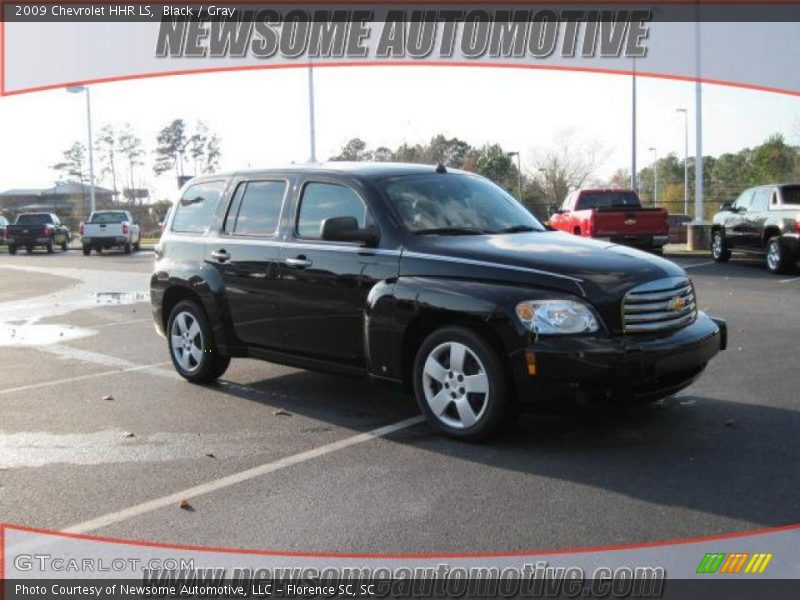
[151, 163, 726, 440]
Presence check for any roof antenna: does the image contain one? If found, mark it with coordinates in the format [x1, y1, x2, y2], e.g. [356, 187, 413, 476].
[436, 163, 447, 174]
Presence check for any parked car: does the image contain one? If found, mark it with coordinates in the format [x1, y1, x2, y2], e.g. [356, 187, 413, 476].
[151, 163, 726, 441]
[80, 210, 141, 255]
[549, 189, 670, 252]
[0, 215, 8, 245]
[711, 184, 800, 274]
[5, 212, 70, 254]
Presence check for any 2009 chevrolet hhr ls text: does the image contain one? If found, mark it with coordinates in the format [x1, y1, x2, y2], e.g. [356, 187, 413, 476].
[151, 163, 726, 440]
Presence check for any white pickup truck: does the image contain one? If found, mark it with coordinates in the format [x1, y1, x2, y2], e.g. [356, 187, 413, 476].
[80, 210, 141, 255]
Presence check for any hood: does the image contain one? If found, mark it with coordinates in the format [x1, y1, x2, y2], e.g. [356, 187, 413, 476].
[403, 231, 687, 330]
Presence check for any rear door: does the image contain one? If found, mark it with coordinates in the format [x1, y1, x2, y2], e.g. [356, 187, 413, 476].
[206, 177, 290, 348]
[277, 178, 397, 366]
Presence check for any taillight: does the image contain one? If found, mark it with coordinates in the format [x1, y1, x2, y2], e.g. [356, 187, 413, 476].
[43, 227, 52, 236]
[795, 221, 800, 235]
[122, 222, 129, 235]
[79, 223, 84, 235]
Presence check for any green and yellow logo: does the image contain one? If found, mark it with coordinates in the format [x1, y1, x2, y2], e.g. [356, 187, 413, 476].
[696, 552, 773, 574]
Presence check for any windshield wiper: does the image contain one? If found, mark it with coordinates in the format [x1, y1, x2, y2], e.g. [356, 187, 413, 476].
[492, 225, 538, 234]
[414, 227, 487, 236]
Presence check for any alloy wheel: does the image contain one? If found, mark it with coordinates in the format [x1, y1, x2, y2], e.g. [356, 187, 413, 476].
[170, 311, 204, 373]
[712, 233, 722, 259]
[422, 341, 489, 429]
[767, 241, 780, 271]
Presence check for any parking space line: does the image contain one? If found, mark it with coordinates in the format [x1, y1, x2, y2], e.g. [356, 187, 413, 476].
[681, 261, 717, 270]
[779, 276, 800, 284]
[0, 361, 172, 396]
[62, 414, 426, 535]
[93, 318, 152, 328]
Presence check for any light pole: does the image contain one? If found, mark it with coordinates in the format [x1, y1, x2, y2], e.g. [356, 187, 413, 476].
[307, 61, 317, 163]
[694, 19, 704, 223]
[675, 108, 689, 215]
[507, 151, 523, 201]
[67, 85, 96, 215]
[648, 147, 658, 206]
[631, 57, 638, 191]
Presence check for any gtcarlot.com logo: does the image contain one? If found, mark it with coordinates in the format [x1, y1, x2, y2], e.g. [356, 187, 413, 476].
[696, 552, 773, 574]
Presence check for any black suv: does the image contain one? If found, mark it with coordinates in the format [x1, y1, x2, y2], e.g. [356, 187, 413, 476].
[151, 163, 726, 440]
[711, 184, 800, 274]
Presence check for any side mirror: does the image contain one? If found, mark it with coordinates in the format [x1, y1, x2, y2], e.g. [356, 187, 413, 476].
[720, 202, 733, 212]
[321, 216, 378, 246]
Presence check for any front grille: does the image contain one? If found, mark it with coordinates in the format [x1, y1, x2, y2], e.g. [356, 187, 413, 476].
[623, 276, 697, 333]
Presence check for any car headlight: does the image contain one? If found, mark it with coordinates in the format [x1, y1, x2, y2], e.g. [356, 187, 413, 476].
[515, 300, 599, 335]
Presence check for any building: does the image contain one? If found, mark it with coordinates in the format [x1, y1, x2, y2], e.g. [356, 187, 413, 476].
[0, 182, 115, 219]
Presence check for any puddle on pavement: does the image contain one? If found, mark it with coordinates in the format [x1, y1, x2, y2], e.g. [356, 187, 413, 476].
[0, 430, 265, 468]
[0, 323, 94, 347]
[92, 291, 149, 305]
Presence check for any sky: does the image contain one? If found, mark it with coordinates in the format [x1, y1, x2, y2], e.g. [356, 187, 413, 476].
[0, 65, 798, 201]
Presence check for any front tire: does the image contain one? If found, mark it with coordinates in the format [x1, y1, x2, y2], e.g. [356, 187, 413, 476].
[46, 240, 54, 254]
[711, 229, 731, 263]
[82, 245, 91, 256]
[123, 242, 132, 255]
[413, 326, 511, 441]
[61, 237, 68, 251]
[167, 300, 230, 383]
[766, 236, 792, 274]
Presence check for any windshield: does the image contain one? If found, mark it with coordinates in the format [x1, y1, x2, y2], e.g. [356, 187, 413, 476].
[378, 173, 544, 234]
[16, 214, 51, 225]
[781, 185, 800, 206]
[576, 191, 641, 210]
[90, 212, 128, 224]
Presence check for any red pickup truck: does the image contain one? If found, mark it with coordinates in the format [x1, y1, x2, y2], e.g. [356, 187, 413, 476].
[549, 189, 669, 252]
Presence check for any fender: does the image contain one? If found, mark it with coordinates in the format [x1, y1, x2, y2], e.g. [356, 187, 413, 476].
[374, 276, 576, 383]
[151, 257, 242, 355]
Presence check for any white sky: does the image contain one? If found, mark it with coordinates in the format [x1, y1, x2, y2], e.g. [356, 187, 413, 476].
[0, 65, 798, 200]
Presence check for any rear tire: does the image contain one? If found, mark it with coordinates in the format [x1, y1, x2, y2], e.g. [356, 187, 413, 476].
[167, 300, 230, 383]
[711, 230, 731, 263]
[61, 237, 68, 251]
[8, 245, 16, 255]
[133, 241, 140, 252]
[123, 242, 132, 255]
[765, 236, 792, 274]
[46, 240, 54, 254]
[413, 326, 512, 441]
[82, 245, 91, 256]
[95, 246, 102, 254]
[26, 246, 33, 254]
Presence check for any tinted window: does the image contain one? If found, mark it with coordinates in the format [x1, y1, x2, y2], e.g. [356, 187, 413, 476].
[297, 183, 368, 239]
[379, 174, 543, 233]
[172, 181, 225, 233]
[751, 188, 771, 212]
[16, 214, 51, 225]
[224, 181, 286, 236]
[90, 212, 128, 224]
[733, 190, 754, 211]
[781, 185, 800, 206]
[576, 191, 641, 210]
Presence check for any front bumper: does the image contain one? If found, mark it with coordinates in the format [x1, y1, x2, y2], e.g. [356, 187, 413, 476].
[513, 312, 726, 403]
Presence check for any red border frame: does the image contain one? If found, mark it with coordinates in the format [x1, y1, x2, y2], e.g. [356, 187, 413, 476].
[3, 521, 800, 560]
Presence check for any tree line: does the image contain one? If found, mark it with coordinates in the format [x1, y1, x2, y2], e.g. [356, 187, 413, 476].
[331, 132, 800, 220]
[52, 119, 221, 205]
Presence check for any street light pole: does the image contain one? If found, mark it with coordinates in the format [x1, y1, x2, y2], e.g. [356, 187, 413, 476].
[507, 151, 523, 201]
[631, 57, 638, 191]
[648, 147, 658, 206]
[694, 20, 704, 223]
[307, 61, 317, 163]
[676, 108, 689, 215]
[67, 86, 96, 215]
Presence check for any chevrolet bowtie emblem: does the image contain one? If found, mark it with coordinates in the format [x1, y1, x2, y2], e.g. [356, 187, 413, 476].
[667, 297, 687, 311]
[624, 218, 637, 225]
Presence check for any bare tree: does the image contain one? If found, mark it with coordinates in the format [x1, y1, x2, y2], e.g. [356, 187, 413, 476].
[117, 124, 145, 201]
[535, 132, 608, 207]
[95, 125, 119, 202]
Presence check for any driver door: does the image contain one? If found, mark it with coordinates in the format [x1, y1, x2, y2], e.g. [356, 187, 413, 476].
[724, 189, 754, 249]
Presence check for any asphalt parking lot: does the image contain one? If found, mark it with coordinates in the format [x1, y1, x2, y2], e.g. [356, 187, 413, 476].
[1, 249, 798, 553]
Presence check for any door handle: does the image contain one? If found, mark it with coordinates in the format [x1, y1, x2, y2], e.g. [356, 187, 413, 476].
[211, 249, 230, 263]
[285, 256, 312, 268]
